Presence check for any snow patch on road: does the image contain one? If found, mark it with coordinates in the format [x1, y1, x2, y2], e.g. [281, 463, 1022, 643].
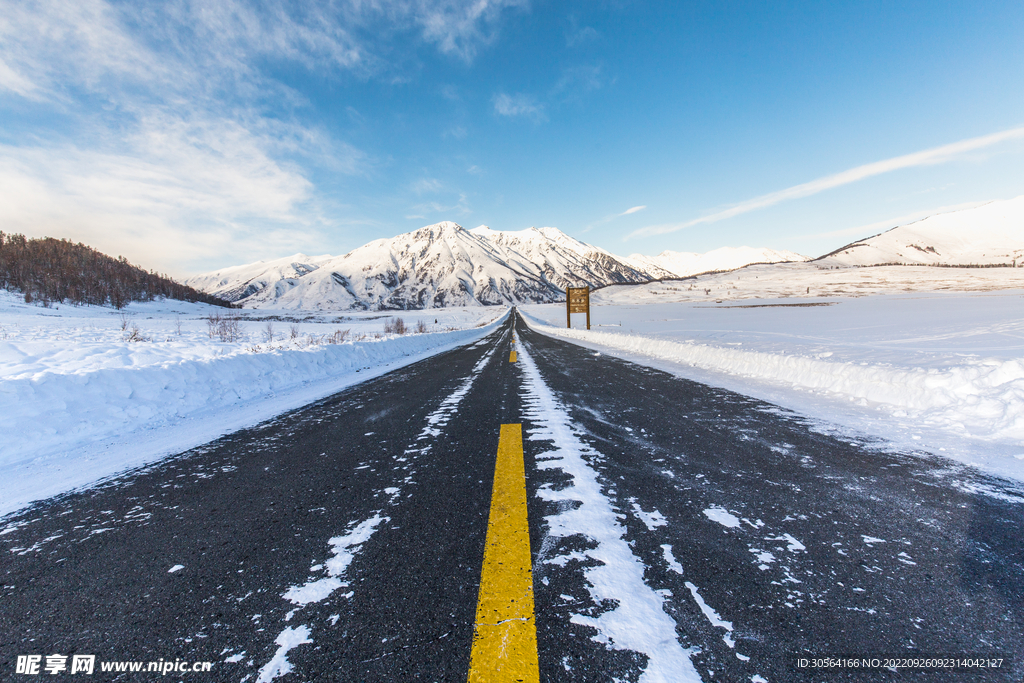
[685, 581, 735, 648]
[767, 533, 806, 552]
[517, 341, 700, 683]
[703, 506, 741, 528]
[258, 512, 387, 681]
[631, 500, 668, 530]
[413, 342, 497, 446]
[255, 626, 311, 683]
[660, 545, 684, 575]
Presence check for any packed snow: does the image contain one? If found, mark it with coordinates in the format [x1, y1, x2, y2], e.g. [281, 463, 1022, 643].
[255, 626, 311, 683]
[517, 339, 702, 683]
[521, 275, 1024, 483]
[703, 507, 742, 529]
[0, 291, 504, 516]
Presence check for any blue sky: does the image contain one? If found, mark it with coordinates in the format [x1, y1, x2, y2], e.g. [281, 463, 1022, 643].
[1, 0, 1022, 275]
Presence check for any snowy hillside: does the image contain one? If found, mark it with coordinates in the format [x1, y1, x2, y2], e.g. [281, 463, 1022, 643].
[187, 222, 658, 311]
[626, 246, 808, 278]
[185, 253, 333, 303]
[468, 225, 661, 289]
[817, 195, 1024, 267]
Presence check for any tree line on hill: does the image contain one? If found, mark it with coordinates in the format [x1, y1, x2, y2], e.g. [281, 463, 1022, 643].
[0, 232, 233, 309]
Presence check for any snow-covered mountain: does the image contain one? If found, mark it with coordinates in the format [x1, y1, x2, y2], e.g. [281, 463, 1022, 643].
[625, 246, 808, 278]
[188, 222, 658, 310]
[816, 195, 1024, 267]
[185, 253, 333, 303]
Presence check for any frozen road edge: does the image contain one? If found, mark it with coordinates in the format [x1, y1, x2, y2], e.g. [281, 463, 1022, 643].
[516, 338, 702, 683]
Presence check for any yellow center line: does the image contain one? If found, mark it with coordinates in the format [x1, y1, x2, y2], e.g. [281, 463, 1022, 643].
[467, 424, 538, 683]
[509, 350, 517, 363]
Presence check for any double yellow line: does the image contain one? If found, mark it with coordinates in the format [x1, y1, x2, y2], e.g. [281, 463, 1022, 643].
[467, 422, 538, 682]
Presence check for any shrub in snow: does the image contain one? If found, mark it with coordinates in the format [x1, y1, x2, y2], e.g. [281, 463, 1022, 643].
[327, 329, 349, 344]
[383, 317, 406, 335]
[206, 313, 243, 342]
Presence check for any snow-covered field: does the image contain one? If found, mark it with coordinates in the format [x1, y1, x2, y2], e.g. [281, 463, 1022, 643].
[521, 271, 1024, 483]
[598, 262, 1024, 301]
[3, 258, 1023, 516]
[0, 291, 505, 516]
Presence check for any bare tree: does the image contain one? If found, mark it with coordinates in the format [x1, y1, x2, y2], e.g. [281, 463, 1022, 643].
[384, 317, 406, 335]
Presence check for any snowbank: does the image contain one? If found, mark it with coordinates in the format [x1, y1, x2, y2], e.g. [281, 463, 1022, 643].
[0, 296, 507, 516]
[520, 293, 1024, 482]
[528, 320, 1024, 441]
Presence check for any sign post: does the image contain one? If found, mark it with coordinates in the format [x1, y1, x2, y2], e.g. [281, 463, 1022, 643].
[566, 286, 590, 330]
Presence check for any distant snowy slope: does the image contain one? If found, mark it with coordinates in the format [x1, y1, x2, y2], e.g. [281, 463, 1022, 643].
[186, 253, 332, 303]
[189, 222, 657, 310]
[817, 195, 1024, 267]
[626, 246, 808, 278]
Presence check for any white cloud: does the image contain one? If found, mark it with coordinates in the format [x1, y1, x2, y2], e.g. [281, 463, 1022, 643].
[629, 125, 1024, 239]
[493, 92, 545, 120]
[565, 15, 598, 47]
[411, 192, 471, 217]
[411, 177, 444, 194]
[0, 0, 382, 274]
[566, 25, 598, 47]
[582, 204, 647, 232]
[552, 64, 602, 100]
[0, 0, 528, 274]
[0, 114, 323, 275]
[0, 57, 40, 98]
[411, 0, 528, 61]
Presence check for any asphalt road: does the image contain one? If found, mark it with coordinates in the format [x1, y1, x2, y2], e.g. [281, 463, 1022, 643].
[2, 310, 1023, 682]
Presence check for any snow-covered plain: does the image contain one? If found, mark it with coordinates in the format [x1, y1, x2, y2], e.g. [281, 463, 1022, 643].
[4, 256, 1024, 515]
[521, 268, 1024, 482]
[0, 291, 504, 516]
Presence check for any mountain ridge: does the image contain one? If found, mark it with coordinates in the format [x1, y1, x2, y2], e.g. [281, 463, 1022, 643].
[190, 196, 1024, 311]
[187, 222, 661, 311]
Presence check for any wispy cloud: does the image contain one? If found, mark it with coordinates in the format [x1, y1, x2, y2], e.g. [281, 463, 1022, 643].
[0, 0, 524, 273]
[413, 0, 529, 61]
[493, 92, 545, 120]
[410, 177, 444, 194]
[0, 123, 321, 275]
[580, 204, 647, 233]
[565, 15, 598, 47]
[552, 63, 602, 101]
[411, 192, 471, 217]
[628, 126, 1024, 239]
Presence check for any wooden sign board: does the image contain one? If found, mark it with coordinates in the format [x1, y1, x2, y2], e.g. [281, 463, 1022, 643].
[566, 286, 590, 330]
